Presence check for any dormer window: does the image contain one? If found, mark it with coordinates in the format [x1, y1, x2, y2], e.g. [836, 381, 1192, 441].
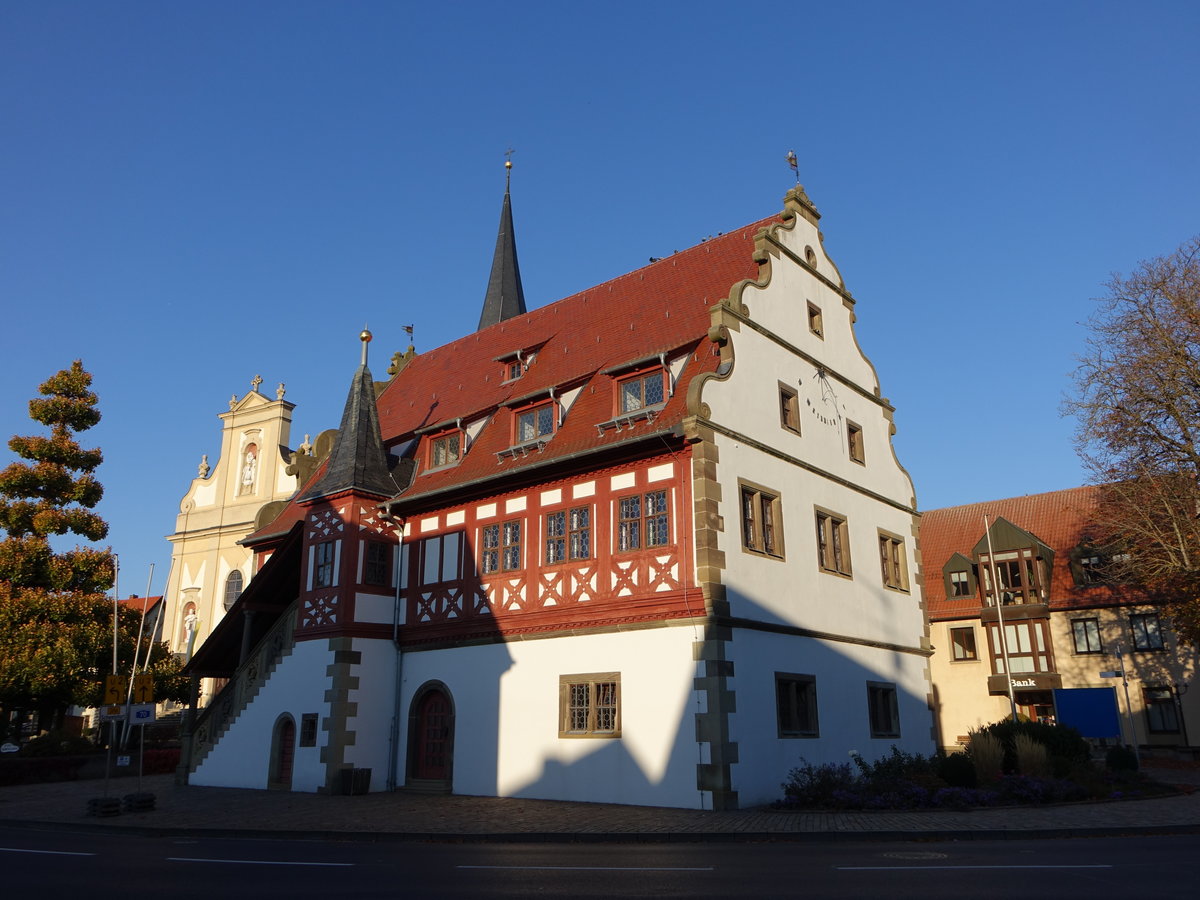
[506, 361, 523, 381]
[429, 430, 462, 469]
[516, 402, 555, 443]
[618, 369, 665, 414]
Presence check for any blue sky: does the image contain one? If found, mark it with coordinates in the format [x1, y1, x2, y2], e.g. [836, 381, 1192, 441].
[2, 1, 1198, 598]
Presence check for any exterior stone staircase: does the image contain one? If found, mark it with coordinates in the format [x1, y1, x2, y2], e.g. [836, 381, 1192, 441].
[182, 600, 299, 776]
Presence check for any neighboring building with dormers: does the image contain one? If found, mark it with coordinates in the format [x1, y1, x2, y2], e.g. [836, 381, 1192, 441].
[923, 486, 1198, 754]
[179, 185, 933, 810]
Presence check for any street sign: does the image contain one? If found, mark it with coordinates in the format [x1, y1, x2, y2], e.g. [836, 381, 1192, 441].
[130, 703, 156, 723]
[103, 675, 127, 705]
[116, 755, 130, 767]
[99, 705, 127, 722]
[132, 673, 154, 704]
[1099, 670, 1121, 678]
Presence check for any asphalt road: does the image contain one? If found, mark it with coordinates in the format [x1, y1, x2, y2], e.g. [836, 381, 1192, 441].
[2, 827, 1197, 898]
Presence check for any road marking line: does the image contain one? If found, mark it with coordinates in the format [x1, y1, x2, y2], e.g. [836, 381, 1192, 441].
[168, 857, 352, 867]
[839, 865, 1113, 871]
[457, 866, 714, 871]
[0, 847, 95, 857]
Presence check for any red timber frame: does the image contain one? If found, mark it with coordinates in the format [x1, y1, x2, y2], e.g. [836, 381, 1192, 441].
[397, 448, 698, 647]
[293, 491, 403, 643]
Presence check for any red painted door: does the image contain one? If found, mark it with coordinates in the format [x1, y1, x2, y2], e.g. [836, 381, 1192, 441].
[414, 690, 451, 780]
[277, 719, 295, 787]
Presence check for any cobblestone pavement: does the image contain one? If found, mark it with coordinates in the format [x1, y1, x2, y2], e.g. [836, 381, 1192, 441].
[0, 766, 1197, 842]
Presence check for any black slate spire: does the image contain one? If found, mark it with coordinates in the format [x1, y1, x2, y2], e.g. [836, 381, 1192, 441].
[477, 164, 527, 330]
[300, 331, 397, 502]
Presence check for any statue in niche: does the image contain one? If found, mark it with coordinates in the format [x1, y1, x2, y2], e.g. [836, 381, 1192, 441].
[238, 443, 258, 495]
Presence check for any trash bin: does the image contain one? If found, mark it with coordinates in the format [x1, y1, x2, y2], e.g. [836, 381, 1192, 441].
[340, 767, 371, 795]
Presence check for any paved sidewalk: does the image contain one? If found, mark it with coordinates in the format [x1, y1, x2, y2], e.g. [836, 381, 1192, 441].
[1, 767, 1198, 843]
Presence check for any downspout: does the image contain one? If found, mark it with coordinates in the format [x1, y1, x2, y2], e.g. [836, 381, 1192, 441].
[383, 506, 407, 791]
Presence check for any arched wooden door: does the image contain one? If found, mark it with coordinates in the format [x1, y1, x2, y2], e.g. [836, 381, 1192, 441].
[412, 688, 452, 782]
[272, 717, 296, 789]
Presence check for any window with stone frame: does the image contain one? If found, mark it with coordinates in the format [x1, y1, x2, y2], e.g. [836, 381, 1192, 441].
[1130, 613, 1165, 651]
[1071, 617, 1103, 654]
[299, 713, 319, 747]
[878, 530, 907, 590]
[776, 673, 819, 737]
[617, 490, 670, 551]
[516, 402, 555, 444]
[429, 430, 462, 468]
[617, 369, 666, 414]
[741, 482, 784, 559]
[847, 421, 865, 464]
[815, 508, 851, 576]
[313, 540, 335, 588]
[545, 506, 590, 564]
[867, 681, 901, 738]
[950, 626, 978, 661]
[779, 382, 801, 434]
[363, 540, 391, 586]
[807, 301, 824, 338]
[559, 673, 620, 738]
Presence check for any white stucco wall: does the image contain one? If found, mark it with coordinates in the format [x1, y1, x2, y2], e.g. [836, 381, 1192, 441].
[728, 628, 933, 807]
[343, 637, 398, 792]
[191, 639, 334, 791]
[397, 625, 708, 808]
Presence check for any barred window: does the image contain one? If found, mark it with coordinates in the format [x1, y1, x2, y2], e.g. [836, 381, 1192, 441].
[502, 520, 522, 571]
[517, 404, 555, 443]
[313, 540, 335, 588]
[619, 371, 665, 413]
[364, 540, 390, 586]
[618, 490, 669, 551]
[559, 673, 621, 738]
[546, 507, 590, 564]
[481, 524, 500, 575]
[430, 431, 462, 468]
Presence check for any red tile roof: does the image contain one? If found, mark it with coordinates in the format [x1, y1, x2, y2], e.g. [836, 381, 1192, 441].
[921, 485, 1138, 619]
[251, 212, 782, 541]
[118, 595, 163, 614]
[376, 218, 777, 477]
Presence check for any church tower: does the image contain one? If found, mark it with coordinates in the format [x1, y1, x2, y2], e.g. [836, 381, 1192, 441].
[161, 377, 305, 673]
[476, 159, 527, 330]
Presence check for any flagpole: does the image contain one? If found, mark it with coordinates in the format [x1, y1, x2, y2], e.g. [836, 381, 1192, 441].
[984, 516, 1019, 723]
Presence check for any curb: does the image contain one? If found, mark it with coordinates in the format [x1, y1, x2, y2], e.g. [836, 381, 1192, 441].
[3, 817, 1200, 844]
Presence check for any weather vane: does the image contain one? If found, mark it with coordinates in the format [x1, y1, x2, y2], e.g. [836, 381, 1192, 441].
[504, 147, 514, 185]
[786, 150, 799, 184]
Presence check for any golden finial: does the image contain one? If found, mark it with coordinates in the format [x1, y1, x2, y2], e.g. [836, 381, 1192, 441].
[360, 327, 372, 365]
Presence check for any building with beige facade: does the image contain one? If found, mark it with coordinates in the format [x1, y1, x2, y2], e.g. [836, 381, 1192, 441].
[924, 486, 1198, 754]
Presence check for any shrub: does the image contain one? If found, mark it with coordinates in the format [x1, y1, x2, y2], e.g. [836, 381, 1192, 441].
[780, 760, 856, 807]
[21, 731, 95, 757]
[978, 719, 1089, 776]
[1014, 732, 1051, 777]
[1106, 745, 1139, 773]
[937, 751, 977, 788]
[968, 730, 1005, 783]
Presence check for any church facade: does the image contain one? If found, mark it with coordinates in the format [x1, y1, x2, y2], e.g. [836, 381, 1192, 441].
[178, 183, 933, 810]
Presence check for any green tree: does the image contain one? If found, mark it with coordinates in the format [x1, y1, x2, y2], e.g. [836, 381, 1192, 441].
[0, 362, 183, 739]
[1068, 236, 1200, 645]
